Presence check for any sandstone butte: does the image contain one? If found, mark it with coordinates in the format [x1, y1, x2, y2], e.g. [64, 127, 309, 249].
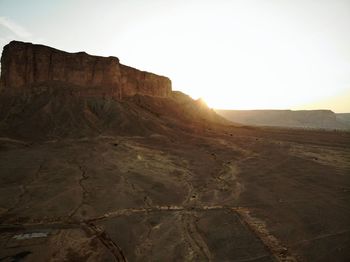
[0, 41, 172, 99]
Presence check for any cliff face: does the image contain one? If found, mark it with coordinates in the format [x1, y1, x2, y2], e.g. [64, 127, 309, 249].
[0, 41, 171, 98]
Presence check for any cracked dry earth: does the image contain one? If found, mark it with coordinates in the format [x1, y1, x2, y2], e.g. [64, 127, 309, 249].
[0, 128, 349, 261]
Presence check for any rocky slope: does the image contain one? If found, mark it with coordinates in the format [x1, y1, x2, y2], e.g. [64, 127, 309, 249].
[216, 109, 350, 130]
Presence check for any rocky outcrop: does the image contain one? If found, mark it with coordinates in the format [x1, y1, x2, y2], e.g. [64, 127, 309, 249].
[0, 41, 171, 98]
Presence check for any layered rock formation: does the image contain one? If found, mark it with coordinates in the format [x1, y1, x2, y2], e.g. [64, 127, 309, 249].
[0, 41, 171, 98]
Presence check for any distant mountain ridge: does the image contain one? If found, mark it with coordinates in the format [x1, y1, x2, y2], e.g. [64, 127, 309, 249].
[336, 113, 350, 127]
[216, 109, 350, 130]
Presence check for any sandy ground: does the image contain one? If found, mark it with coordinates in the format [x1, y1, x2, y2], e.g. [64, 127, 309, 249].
[0, 126, 349, 261]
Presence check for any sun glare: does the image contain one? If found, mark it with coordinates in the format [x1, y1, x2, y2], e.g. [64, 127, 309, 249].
[113, 1, 350, 112]
[0, 1, 349, 112]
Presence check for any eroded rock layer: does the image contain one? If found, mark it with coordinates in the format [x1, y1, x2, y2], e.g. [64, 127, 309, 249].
[0, 41, 171, 98]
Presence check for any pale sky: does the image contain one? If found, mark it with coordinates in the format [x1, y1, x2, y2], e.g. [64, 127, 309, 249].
[1, 0, 349, 112]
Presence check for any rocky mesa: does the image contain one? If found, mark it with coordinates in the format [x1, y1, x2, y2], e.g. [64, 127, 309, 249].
[0, 41, 171, 98]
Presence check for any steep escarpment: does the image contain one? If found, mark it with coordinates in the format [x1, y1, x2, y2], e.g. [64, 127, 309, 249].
[0, 41, 171, 98]
[0, 41, 227, 140]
